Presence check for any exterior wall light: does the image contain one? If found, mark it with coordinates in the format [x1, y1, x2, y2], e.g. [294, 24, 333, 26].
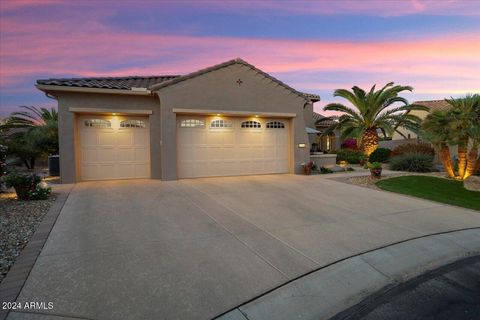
[298, 143, 306, 148]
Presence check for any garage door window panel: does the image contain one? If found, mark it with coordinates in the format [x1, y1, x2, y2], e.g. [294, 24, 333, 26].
[84, 119, 111, 128]
[266, 121, 285, 129]
[210, 119, 233, 128]
[241, 121, 262, 128]
[180, 119, 205, 128]
[120, 120, 146, 128]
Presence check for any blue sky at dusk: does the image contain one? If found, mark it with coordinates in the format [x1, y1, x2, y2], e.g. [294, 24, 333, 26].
[1, 0, 479, 117]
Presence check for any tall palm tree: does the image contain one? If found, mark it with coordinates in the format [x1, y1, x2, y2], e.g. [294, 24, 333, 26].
[322, 83, 428, 156]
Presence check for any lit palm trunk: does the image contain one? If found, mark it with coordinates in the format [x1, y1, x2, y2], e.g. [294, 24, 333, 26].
[457, 139, 468, 179]
[362, 127, 379, 156]
[464, 146, 479, 179]
[440, 145, 455, 178]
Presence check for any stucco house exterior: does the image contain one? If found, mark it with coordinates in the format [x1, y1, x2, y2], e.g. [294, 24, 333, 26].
[36, 58, 322, 183]
[392, 100, 451, 141]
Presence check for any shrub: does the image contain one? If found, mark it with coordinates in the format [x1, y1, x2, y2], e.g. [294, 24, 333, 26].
[29, 182, 51, 200]
[368, 148, 391, 163]
[367, 162, 382, 169]
[2, 171, 43, 200]
[340, 138, 358, 150]
[336, 149, 366, 164]
[391, 143, 435, 157]
[389, 153, 434, 172]
[320, 166, 333, 174]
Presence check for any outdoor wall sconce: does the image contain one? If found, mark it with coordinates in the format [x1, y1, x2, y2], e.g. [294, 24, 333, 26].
[298, 143, 306, 148]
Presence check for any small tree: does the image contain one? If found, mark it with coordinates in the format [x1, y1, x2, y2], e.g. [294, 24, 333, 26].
[422, 94, 480, 180]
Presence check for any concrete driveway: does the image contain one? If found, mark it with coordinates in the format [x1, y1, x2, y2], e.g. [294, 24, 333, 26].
[10, 175, 480, 320]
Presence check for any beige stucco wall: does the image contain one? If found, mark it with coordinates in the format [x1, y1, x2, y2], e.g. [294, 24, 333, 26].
[392, 110, 429, 140]
[155, 63, 311, 180]
[56, 92, 160, 183]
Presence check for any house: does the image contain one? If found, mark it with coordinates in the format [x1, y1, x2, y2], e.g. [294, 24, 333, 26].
[36, 58, 321, 183]
[392, 100, 451, 140]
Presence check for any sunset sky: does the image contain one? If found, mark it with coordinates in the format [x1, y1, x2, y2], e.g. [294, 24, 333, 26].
[0, 0, 479, 117]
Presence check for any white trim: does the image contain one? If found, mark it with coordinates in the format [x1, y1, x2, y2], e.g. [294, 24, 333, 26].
[69, 107, 153, 115]
[172, 108, 296, 118]
[36, 84, 152, 95]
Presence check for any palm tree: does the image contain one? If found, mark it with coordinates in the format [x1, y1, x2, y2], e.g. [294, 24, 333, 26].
[0, 106, 58, 130]
[0, 106, 59, 169]
[445, 94, 480, 179]
[422, 94, 480, 180]
[422, 111, 456, 178]
[322, 83, 428, 156]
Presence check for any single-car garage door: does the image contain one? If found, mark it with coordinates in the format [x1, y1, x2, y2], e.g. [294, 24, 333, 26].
[78, 116, 150, 180]
[177, 116, 289, 178]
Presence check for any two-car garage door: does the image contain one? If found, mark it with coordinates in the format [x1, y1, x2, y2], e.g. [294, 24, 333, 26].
[177, 116, 290, 178]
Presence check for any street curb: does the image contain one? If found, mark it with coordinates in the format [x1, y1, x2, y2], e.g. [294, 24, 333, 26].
[0, 185, 73, 320]
[214, 228, 480, 320]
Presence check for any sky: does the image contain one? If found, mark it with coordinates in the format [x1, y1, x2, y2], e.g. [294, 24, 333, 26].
[0, 0, 479, 117]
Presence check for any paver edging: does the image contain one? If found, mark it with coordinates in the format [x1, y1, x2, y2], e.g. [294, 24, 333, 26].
[215, 228, 480, 320]
[0, 185, 73, 320]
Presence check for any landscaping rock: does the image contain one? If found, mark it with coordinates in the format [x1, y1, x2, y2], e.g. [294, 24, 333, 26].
[464, 176, 480, 192]
[0, 193, 55, 283]
[330, 166, 346, 173]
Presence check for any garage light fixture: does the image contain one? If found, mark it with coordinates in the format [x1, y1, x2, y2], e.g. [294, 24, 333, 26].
[298, 143, 306, 148]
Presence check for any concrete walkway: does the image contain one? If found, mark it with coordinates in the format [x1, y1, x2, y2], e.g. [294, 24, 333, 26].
[6, 174, 480, 320]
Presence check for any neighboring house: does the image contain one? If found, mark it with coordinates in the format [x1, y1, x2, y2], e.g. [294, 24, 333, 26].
[392, 100, 451, 140]
[312, 112, 341, 152]
[36, 58, 321, 183]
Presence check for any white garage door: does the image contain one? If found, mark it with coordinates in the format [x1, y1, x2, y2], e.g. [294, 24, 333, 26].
[78, 116, 150, 180]
[177, 116, 289, 178]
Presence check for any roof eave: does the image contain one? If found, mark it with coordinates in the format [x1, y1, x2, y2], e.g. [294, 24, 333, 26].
[36, 84, 153, 96]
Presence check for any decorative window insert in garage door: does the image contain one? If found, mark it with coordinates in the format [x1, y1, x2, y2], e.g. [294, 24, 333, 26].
[78, 116, 150, 180]
[177, 116, 289, 178]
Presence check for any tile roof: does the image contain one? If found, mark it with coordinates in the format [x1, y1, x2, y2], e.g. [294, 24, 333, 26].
[312, 112, 325, 121]
[36, 58, 320, 102]
[413, 100, 451, 112]
[37, 76, 180, 90]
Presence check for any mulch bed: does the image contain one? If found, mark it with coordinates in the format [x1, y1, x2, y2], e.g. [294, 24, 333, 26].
[0, 192, 56, 283]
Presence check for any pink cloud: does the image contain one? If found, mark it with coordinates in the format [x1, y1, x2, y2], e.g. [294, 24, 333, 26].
[188, 0, 480, 17]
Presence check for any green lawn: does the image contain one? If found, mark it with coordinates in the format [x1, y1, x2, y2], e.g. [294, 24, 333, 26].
[376, 176, 480, 211]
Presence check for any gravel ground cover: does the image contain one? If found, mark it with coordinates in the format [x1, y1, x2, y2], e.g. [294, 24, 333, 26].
[0, 192, 56, 283]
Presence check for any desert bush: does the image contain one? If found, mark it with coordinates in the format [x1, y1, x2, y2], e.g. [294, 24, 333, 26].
[391, 143, 435, 157]
[336, 149, 365, 164]
[389, 153, 434, 172]
[368, 148, 391, 163]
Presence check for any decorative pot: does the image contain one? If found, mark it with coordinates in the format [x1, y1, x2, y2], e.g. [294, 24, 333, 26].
[370, 168, 382, 178]
[13, 184, 35, 200]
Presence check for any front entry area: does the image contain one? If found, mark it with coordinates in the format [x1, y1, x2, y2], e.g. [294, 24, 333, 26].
[177, 116, 290, 178]
[78, 115, 150, 180]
